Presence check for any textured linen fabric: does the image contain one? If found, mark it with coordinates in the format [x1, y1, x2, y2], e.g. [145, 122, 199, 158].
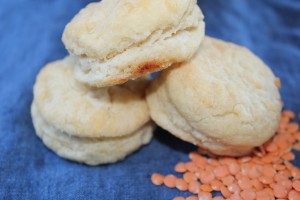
[0, 0, 299, 199]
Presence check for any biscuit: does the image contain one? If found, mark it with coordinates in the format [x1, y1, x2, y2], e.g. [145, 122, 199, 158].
[62, 0, 205, 87]
[146, 36, 282, 156]
[32, 57, 153, 165]
[31, 102, 153, 165]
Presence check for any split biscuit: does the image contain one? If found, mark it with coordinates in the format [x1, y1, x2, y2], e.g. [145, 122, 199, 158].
[62, 0, 205, 87]
[31, 57, 153, 165]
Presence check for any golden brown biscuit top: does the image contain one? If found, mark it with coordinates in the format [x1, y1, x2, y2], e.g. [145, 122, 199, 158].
[62, 0, 202, 60]
[33, 57, 150, 138]
[160, 37, 281, 147]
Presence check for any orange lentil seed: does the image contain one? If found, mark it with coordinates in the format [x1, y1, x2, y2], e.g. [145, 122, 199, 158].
[294, 132, 300, 141]
[279, 123, 288, 131]
[273, 184, 288, 198]
[194, 169, 202, 179]
[258, 176, 273, 185]
[273, 164, 286, 171]
[208, 158, 219, 166]
[256, 190, 271, 199]
[186, 196, 198, 200]
[230, 193, 242, 200]
[214, 165, 229, 178]
[277, 140, 289, 150]
[235, 173, 243, 180]
[185, 162, 198, 172]
[175, 178, 188, 191]
[279, 169, 292, 178]
[151, 173, 164, 185]
[198, 191, 212, 200]
[220, 186, 231, 198]
[238, 177, 252, 190]
[240, 189, 256, 200]
[212, 197, 224, 200]
[265, 142, 278, 152]
[288, 123, 299, 133]
[183, 172, 197, 183]
[163, 175, 177, 188]
[293, 142, 300, 151]
[228, 162, 240, 175]
[283, 110, 295, 119]
[261, 155, 274, 163]
[282, 152, 295, 161]
[291, 168, 300, 180]
[251, 179, 263, 191]
[227, 183, 240, 194]
[194, 156, 207, 169]
[210, 179, 223, 191]
[175, 162, 187, 173]
[173, 197, 185, 200]
[288, 190, 300, 200]
[263, 187, 274, 196]
[188, 180, 201, 194]
[280, 179, 293, 190]
[281, 117, 290, 124]
[247, 166, 260, 179]
[189, 152, 200, 161]
[205, 165, 214, 172]
[262, 165, 276, 178]
[221, 175, 234, 186]
[285, 161, 294, 170]
[293, 180, 300, 192]
[200, 170, 215, 184]
[200, 184, 212, 192]
[274, 173, 289, 183]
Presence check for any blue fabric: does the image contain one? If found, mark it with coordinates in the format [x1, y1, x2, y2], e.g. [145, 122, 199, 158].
[0, 0, 300, 199]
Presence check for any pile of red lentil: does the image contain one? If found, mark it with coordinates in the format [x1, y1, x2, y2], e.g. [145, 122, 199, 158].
[151, 110, 300, 200]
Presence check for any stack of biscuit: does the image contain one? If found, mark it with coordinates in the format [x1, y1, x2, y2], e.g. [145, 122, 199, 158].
[31, 0, 281, 165]
[31, 0, 205, 165]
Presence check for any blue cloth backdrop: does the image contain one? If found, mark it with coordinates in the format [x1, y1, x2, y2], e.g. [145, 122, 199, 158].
[0, 0, 300, 199]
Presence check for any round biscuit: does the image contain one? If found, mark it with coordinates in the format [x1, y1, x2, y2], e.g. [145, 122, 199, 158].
[33, 56, 150, 138]
[146, 36, 282, 156]
[31, 102, 153, 165]
[62, 0, 205, 87]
